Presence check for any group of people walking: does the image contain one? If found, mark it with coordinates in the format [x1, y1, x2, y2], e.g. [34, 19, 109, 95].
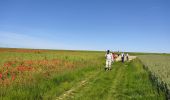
[105, 50, 129, 71]
[121, 52, 129, 63]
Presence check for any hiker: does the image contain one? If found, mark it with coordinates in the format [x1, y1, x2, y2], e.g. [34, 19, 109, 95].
[121, 53, 125, 63]
[105, 50, 113, 71]
[112, 52, 115, 61]
[112, 52, 118, 61]
[126, 53, 129, 61]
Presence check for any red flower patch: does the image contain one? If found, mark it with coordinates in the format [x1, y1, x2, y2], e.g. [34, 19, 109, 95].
[0, 73, 2, 79]
[11, 75, 16, 81]
[4, 63, 11, 67]
[17, 66, 33, 71]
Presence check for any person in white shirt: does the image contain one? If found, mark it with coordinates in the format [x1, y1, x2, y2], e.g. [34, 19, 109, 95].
[105, 50, 113, 71]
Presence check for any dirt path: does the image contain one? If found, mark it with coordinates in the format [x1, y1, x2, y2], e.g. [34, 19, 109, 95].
[115, 56, 136, 62]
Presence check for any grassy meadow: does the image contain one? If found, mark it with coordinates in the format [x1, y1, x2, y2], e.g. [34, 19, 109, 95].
[0, 48, 167, 100]
[138, 55, 170, 88]
[138, 54, 170, 99]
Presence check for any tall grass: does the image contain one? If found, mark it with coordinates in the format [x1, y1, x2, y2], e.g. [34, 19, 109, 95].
[0, 48, 167, 99]
[0, 48, 104, 99]
[138, 55, 170, 99]
[138, 55, 170, 89]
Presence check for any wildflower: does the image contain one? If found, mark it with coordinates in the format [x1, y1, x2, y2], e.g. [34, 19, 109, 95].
[4, 63, 11, 67]
[0, 73, 2, 79]
[11, 75, 16, 81]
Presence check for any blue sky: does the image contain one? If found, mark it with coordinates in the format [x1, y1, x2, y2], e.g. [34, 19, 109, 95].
[0, 0, 170, 53]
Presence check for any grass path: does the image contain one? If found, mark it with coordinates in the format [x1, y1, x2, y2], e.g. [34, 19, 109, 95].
[56, 70, 101, 100]
[55, 59, 165, 100]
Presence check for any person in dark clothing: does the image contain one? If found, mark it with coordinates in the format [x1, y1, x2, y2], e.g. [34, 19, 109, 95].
[121, 53, 125, 63]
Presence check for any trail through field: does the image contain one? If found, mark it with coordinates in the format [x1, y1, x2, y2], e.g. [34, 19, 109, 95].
[56, 58, 165, 100]
[115, 55, 137, 61]
[56, 71, 101, 100]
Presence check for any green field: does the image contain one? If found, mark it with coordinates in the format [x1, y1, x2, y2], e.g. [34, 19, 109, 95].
[138, 55, 170, 88]
[0, 48, 167, 100]
[138, 54, 170, 99]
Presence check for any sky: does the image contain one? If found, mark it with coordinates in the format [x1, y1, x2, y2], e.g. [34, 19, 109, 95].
[0, 0, 170, 53]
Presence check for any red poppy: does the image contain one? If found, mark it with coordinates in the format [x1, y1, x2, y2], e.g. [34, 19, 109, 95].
[0, 73, 2, 79]
[11, 75, 15, 81]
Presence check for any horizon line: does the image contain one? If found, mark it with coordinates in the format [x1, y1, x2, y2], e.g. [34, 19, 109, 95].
[0, 47, 169, 54]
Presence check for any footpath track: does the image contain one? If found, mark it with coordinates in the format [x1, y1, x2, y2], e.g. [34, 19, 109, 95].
[56, 57, 165, 100]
